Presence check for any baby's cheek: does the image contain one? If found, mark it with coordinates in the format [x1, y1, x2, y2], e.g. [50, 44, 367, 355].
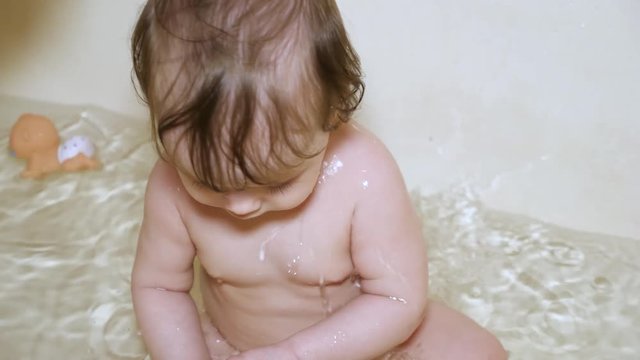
[277, 187, 315, 211]
[185, 186, 226, 208]
[199, 198, 226, 209]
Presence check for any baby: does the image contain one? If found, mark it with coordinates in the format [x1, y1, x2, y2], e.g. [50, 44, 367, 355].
[130, 1, 506, 359]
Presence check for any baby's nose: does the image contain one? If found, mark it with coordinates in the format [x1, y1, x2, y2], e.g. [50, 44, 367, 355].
[224, 192, 261, 217]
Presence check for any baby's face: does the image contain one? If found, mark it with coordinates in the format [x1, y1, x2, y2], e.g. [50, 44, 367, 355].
[172, 134, 329, 220]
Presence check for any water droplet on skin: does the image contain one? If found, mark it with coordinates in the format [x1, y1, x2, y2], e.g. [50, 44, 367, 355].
[318, 155, 344, 184]
[389, 296, 408, 304]
[319, 275, 333, 316]
[376, 249, 409, 284]
[359, 170, 369, 189]
[259, 228, 280, 261]
[331, 330, 347, 346]
[287, 255, 302, 276]
[331, 330, 348, 346]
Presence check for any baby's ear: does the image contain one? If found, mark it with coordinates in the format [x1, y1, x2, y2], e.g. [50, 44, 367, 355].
[21, 130, 31, 142]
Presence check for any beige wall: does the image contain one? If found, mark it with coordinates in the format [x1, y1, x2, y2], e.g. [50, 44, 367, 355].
[1, 0, 638, 238]
[0, 0, 147, 117]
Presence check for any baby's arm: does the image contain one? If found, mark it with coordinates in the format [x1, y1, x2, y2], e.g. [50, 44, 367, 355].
[233, 136, 429, 360]
[131, 161, 213, 360]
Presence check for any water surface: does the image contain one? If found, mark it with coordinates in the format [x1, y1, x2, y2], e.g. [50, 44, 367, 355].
[1, 96, 637, 359]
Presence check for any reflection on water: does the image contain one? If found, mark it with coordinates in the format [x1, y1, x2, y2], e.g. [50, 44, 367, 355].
[0, 97, 153, 359]
[0, 97, 638, 359]
[417, 186, 640, 359]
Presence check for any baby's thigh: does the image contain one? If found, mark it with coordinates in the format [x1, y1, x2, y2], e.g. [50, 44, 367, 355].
[199, 312, 239, 360]
[388, 300, 507, 360]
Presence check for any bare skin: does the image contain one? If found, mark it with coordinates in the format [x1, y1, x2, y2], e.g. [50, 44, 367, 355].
[131, 123, 507, 360]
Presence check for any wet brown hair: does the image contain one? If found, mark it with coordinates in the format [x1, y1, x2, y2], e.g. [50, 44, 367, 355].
[132, 0, 364, 191]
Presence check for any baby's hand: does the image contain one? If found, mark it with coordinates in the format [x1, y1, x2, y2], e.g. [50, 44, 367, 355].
[228, 344, 298, 360]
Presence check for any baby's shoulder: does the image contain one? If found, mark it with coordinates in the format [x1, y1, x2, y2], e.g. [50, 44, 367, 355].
[329, 122, 400, 172]
[147, 159, 182, 191]
[144, 159, 191, 208]
[325, 123, 407, 198]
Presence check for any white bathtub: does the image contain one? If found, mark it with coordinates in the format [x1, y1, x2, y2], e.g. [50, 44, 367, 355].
[1, 1, 638, 359]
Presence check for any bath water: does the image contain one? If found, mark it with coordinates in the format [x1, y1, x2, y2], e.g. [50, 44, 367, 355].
[1, 96, 638, 359]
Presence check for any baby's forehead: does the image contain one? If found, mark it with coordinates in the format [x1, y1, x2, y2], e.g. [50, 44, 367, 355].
[161, 109, 328, 189]
[177, 156, 306, 191]
[169, 136, 313, 188]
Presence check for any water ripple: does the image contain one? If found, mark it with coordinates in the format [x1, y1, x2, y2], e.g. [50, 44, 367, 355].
[1, 99, 639, 359]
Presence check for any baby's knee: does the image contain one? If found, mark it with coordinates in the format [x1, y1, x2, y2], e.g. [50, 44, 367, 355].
[415, 301, 508, 360]
[472, 329, 508, 360]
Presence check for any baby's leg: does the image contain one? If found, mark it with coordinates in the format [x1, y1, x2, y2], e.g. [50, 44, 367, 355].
[385, 300, 507, 360]
[199, 311, 240, 360]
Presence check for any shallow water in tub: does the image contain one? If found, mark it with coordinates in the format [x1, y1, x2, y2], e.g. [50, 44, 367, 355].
[0, 97, 638, 359]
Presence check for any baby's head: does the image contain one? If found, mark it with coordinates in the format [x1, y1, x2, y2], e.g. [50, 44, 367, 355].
[132, 0, 363, 205]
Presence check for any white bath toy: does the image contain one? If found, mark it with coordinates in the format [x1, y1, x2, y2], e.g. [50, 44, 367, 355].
[58, 135, 96, 163]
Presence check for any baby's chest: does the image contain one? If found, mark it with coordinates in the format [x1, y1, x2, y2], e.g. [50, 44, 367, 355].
[190, 213, 354, 286]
